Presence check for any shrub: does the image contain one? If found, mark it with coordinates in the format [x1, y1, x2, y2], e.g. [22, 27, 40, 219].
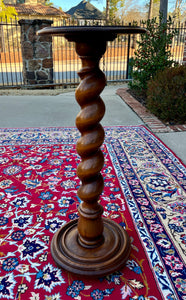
[128, 15, 178, 96]
[146, 65, 186, 124]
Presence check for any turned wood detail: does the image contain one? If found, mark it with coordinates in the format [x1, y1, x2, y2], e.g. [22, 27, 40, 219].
[75, 41, 107, 248]
[37, 26, 146, 277]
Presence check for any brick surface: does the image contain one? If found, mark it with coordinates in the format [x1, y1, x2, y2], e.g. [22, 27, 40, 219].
[117, 88, 186, 133]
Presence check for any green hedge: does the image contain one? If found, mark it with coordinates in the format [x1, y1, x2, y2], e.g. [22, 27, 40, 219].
[146, 65, 186, 124]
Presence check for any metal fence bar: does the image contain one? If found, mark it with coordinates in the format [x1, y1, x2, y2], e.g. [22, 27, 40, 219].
[10, 18, 17, 85]
[0, 18, 9, 86]
[0, 18, 185, 88]
[170, 22, 185, 64]
[0, 17, 23, 87]
[6, 19, 14, 86]
[0, 22, 6, 86]
[126, 31, 131, 79]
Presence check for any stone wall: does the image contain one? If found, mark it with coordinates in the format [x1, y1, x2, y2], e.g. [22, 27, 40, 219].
[18, 19, 53, 86]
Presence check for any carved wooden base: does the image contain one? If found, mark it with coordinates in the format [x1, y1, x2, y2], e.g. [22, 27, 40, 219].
[51, 218, 131, 277]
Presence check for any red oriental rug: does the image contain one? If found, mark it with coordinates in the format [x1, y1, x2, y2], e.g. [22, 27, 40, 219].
[0, 126, 185, 300]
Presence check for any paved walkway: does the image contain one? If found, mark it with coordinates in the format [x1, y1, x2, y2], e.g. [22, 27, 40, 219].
[116, 87, 186, 165]
[0, 84, 185, 164]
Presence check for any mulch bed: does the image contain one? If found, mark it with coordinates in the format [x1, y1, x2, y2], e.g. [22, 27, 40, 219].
[127, 89, 147, 107]
[126, 88, 185, 126]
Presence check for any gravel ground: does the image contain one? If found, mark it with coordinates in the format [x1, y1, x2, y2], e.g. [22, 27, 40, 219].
[0, 83, 125, 96]
[0, 87, 75, 96]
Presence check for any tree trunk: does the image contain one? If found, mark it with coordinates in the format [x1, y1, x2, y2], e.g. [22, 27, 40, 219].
[148, 0, 153, 19]
[159, 0, 168, 23]
[106, 0, 110, 23]
[175, 0, 178, 10]
[175, 0, 182, 22]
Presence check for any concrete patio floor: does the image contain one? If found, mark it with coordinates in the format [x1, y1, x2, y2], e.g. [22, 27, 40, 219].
[0, 84, 185, 165]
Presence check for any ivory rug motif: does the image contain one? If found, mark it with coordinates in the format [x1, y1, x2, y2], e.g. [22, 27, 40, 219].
[0, 126, 185, 300]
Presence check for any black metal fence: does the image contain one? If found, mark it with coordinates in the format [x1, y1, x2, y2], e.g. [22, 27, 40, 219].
[52, 19, 133, 86]
[170, 22, 185, 64]
[0, 17, 185, 88]
[0, 18, 23, 87]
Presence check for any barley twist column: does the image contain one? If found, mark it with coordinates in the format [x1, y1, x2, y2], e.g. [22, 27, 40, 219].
[38, 26, 146, 277]
[75, 41, 106, 248]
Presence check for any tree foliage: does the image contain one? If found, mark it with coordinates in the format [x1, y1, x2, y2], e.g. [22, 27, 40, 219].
[45, 0, 54, 7]
[109, 0, 125, 20]
[173, 0, 185, 22]
[148, 0, 160, 19]
[129, 15, 178, 96]
[147, 65, 186, 124]
[91, 0, 125, 22]
[0, 0, 17, 21]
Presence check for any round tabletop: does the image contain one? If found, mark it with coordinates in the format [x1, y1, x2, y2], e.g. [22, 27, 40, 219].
[38, 26, 146, 42]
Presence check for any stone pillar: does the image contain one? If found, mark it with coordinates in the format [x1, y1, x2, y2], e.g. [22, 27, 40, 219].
[18, 19, 53, 86]
[183, 21, 186, 65]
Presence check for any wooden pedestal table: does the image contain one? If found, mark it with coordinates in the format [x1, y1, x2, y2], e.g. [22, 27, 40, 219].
[38, 26, 146, 277]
